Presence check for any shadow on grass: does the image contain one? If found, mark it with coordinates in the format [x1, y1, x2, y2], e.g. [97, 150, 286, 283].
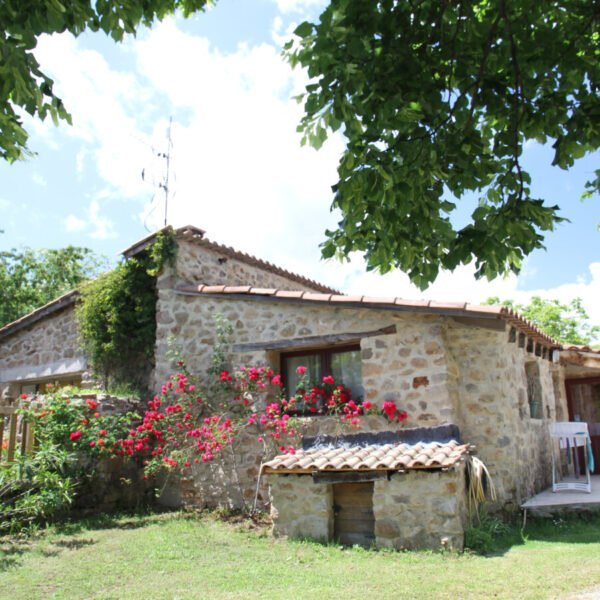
[0, 508, 186, 572]
[466, 512, 600, 557]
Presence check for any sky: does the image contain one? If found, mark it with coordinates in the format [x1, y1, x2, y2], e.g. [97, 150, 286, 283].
[1, 0, 598, 332]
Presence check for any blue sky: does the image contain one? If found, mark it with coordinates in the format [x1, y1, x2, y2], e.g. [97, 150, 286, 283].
[0, 0, 598, 328]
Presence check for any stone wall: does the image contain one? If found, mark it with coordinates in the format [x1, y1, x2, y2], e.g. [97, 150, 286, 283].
[373, 466, 467, 551]
[0, 305, 86, 402]
[268, 475, 333, 542]
[175, 239, 333, 291]
[154, 290, 567, 512]
[153, 292, 458, 427]
[445, 323, 565, 507]
[268, 465, 467, 551]
[153, 293, 468, 510]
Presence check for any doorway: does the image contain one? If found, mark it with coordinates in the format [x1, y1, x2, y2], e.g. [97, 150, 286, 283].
[566, 377, 600, 475]
[333, 482, 375, 547]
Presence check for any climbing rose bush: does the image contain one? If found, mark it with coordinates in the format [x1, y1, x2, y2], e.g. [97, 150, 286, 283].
[28, 362, 409, 478]
[20, 393, 137, 457]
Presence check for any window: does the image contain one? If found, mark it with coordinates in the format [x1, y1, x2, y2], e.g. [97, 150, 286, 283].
[19, 377, 82, 396]
[525, 362, 543, 419]
[281, 345, 364, 414]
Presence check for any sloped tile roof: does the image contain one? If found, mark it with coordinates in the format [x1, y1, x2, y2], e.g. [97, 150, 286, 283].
[175, 284, 587, 352]
[0, 290, 79, 341]
[262, 440, 470, 474]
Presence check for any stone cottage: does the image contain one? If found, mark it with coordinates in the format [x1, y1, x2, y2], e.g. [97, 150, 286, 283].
[1, 225, 599, 550]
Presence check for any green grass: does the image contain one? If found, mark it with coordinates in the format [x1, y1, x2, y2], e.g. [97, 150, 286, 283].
[1, 511, 600, 599]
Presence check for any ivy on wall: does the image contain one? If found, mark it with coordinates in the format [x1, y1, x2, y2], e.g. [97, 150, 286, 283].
[76, 229, 177, 393]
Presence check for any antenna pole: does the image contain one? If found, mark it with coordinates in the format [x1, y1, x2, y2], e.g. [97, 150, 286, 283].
[163, 116, 173, 227]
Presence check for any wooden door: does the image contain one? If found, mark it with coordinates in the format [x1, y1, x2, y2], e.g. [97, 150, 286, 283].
[566, 378, 600, 475]
[333, 482, 375, 547]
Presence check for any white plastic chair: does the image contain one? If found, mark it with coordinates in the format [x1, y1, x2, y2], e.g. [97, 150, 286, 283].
[549, 422, 592, 493]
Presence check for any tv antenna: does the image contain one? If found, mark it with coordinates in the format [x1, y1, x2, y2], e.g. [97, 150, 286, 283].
[141, 116, 174, 230]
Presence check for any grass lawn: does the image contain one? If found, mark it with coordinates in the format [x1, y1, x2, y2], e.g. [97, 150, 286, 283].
[1, 511, 600, 600]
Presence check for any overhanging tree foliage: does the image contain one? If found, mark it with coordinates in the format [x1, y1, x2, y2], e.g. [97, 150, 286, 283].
[0, 246, 104, 327]
[486, 296, 600, 345]
[287, 1, 600, 288]
[0, 0, 212, 162]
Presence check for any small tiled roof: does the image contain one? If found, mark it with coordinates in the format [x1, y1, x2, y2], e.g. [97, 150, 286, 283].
[262, 440, 470, 474]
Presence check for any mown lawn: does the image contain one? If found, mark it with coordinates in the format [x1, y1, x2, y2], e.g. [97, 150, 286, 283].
[1, 511, 600, 600]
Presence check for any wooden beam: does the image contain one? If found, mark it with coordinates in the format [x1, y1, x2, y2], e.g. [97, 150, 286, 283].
[560, 351, 600, 370]
[232, 325, 396, 353]
[313, 471, 389, 485]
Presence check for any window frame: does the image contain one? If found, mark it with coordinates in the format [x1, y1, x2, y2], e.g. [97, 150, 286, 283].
[280, 343, 362, 415]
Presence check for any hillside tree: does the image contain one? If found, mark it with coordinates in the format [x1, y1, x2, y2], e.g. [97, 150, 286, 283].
[0, 246, 105, 326]
[485, 296, 600, 345]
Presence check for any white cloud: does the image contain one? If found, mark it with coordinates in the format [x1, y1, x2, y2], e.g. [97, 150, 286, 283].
[63, 199, 116, 240]
[273, 0, 327, 15]
[271, 15, 300, 47]
[88, 199, 116, 240]
[32, 173, 47, 187]
[34, 33, 155, 199]
[64, 214, 87, 232]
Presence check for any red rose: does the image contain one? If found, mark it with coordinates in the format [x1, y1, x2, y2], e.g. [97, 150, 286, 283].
[70, 431, 82, 441]
[86, 399, 98, 411]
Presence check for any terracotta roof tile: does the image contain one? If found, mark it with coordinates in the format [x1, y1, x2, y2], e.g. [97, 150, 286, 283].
[223, 285, 252, 294]
[394, 298, 430, 307]
[329, 294, 364, 303]
[262, 440, 470, 474]
[202, 285, 226, 293]
[275, 290, 306, 299]
[302, 292, 333, 302]
[466, 303, 502, 314]
[249, 288, 278, 296]
[429, 301, 467, 310]
[362, 296, 399, 305]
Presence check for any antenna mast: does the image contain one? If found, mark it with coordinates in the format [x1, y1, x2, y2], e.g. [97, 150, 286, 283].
[159, 116, 173, 227]
[141, 116, 174, 232]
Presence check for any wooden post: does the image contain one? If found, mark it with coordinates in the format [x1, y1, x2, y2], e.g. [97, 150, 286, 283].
[7, 413, 18, 462]
[0, 417, 4, 462]
[20, 417, 28, 457]
[25, 421, 35, 455]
